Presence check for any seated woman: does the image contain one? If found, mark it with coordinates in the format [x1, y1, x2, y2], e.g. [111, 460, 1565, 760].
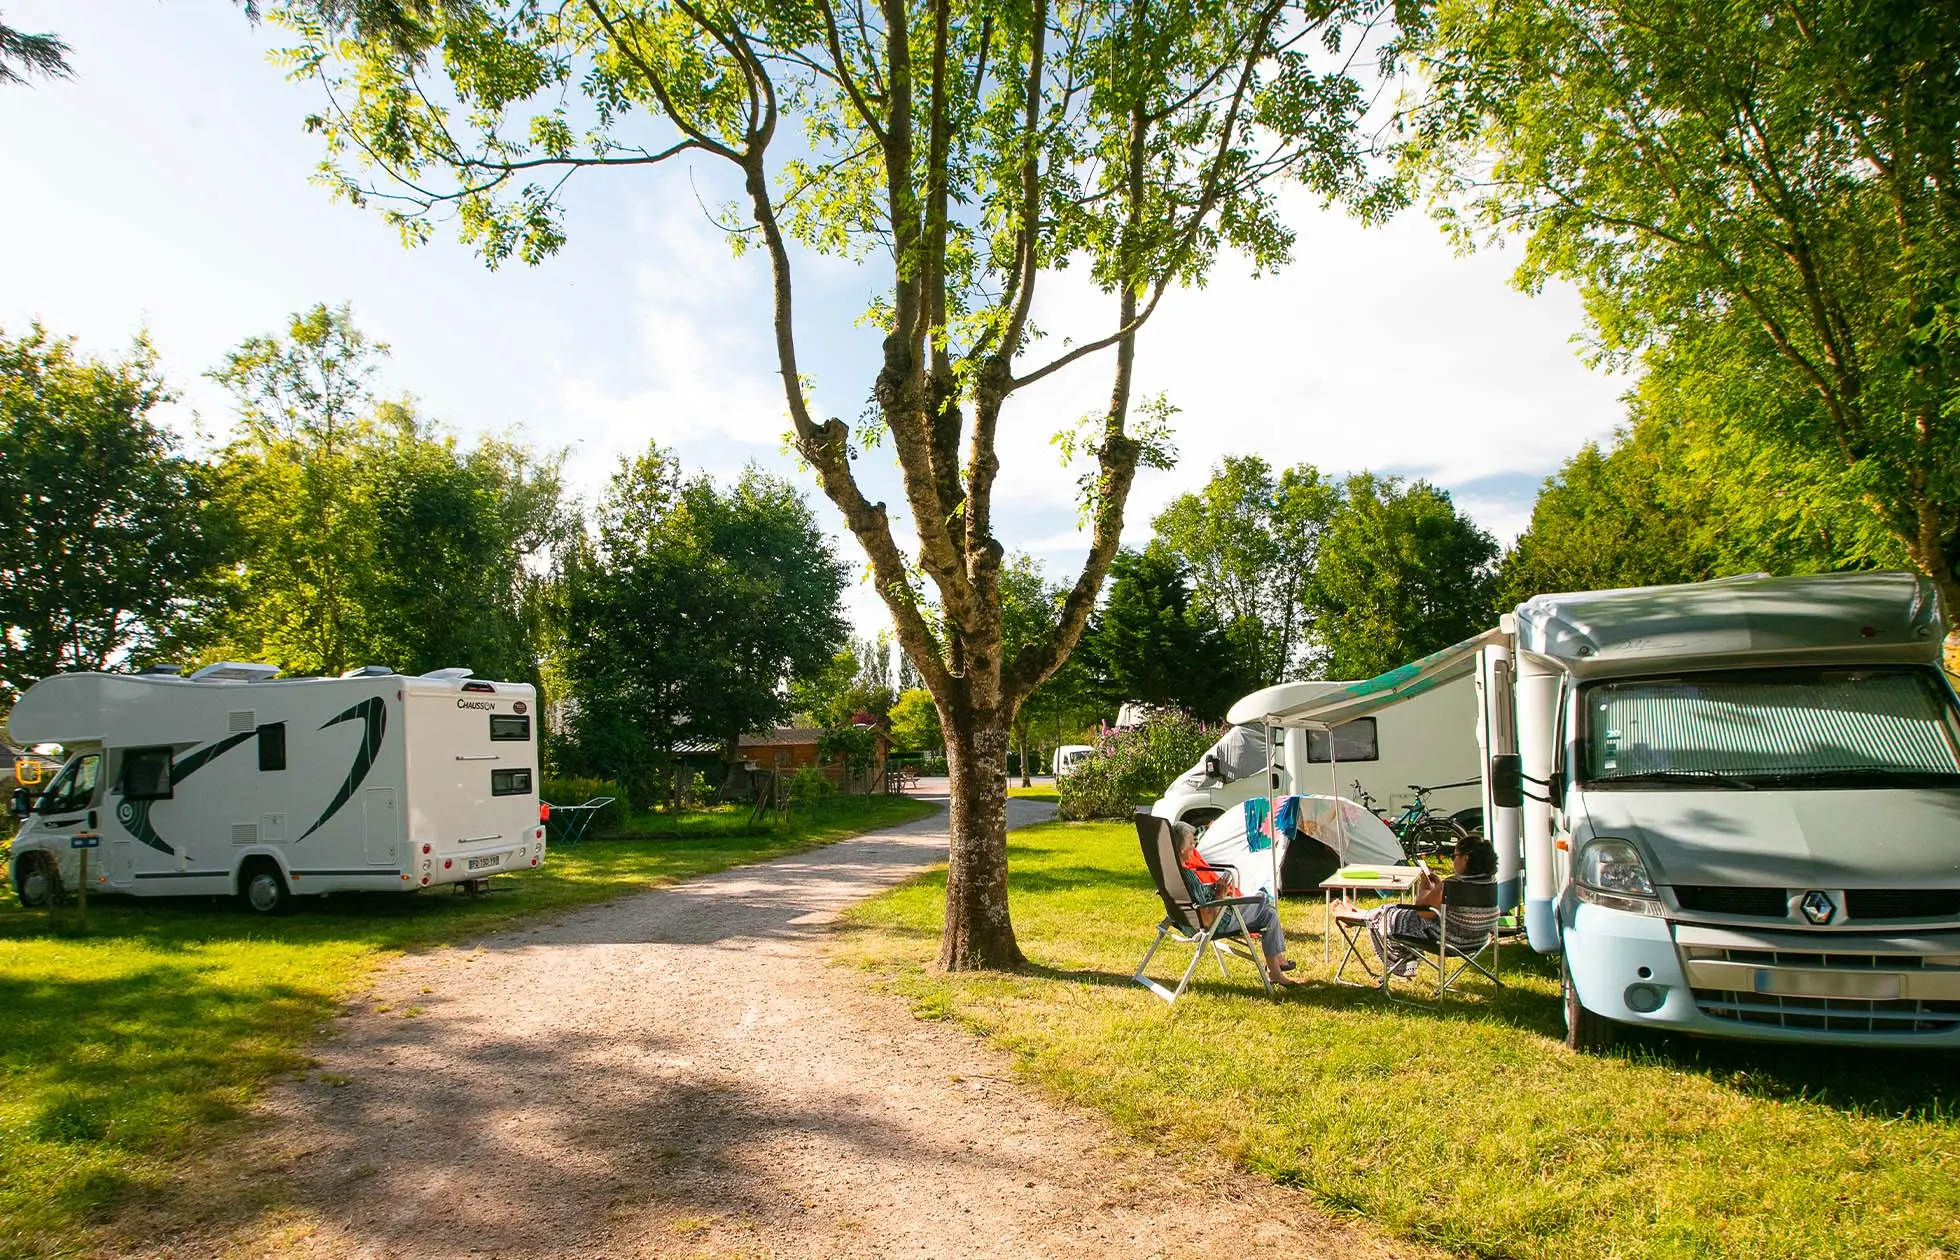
[1363, 835, 1499, 980]
[1171, 821, 1305, 986]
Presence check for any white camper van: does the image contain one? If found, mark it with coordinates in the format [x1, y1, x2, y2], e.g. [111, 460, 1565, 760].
[1150, 675, 1481, 833]
[6, 664, 546, 913]
[1254, 571, 1960, 1051]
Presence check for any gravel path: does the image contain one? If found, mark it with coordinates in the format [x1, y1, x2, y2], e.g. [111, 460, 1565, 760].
[176, 797, 1418, 1260]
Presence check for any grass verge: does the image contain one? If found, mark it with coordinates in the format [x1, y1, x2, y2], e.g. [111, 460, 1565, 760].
[836, 817, 1960, 1260]
[0, 792, 934, 1260]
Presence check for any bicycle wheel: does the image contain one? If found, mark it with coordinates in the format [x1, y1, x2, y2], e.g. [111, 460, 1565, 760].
[1404, 816, 1468, 861]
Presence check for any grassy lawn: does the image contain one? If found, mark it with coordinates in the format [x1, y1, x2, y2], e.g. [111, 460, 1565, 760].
[1006, 785, 1059, 801]
[0, 792, 934, 1260]
[837, 818, 1960, 1260]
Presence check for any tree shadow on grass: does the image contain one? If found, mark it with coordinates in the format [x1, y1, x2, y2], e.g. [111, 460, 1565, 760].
[0, 965, 335, 1246]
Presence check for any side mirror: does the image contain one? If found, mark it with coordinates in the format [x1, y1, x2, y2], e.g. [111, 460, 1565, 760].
[1549, 770, 1567, 804]
[1203, 754, 1223, 782]
[1489, 754, 1523, 809]
[8, 788, 28, 818]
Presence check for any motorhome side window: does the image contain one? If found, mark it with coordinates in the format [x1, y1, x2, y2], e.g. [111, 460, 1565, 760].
[118, 747, 175, 801]
[1306, 719, 1379, 763]
[491, 767, 532, 796]
[37, 753, 102, 814]
[1580, 666, 1960, 786]
[489, 714, 530, 742]
[258, 723, 287, 772]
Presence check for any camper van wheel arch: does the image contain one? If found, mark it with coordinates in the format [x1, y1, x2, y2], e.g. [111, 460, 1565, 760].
[1562, 956, 1618, 1053]
[1180, 808, 1223, 830]
[14, 852, 58, 908]
[238, 858, 289, 915]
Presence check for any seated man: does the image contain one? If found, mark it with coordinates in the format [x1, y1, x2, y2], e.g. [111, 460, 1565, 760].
[1171, 821, 1305, 986]
[1363, 835, 1499, 980]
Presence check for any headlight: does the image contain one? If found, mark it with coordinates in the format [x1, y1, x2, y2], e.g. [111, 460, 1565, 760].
[1574, 838, 1663, 916]
[1578, 839, 1655, 896]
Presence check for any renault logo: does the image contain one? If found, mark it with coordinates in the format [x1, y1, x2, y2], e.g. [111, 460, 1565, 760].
[1800, 891, 1837, 925]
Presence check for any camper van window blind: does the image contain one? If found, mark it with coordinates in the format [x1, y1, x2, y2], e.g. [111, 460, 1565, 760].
[258, 723, 287, 771]
[1306, 719, 1380, 764]
[119, 748, 174, 801]
[1582, 667, 1960, 783]
[489, 714, 530, 742]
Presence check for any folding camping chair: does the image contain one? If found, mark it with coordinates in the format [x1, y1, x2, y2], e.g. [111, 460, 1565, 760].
[1379, 877, 1503, 1004]
[1131, 813, 1275, 1005]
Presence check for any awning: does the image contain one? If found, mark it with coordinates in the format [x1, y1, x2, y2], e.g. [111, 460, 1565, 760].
[1233, 627, 1506, 729]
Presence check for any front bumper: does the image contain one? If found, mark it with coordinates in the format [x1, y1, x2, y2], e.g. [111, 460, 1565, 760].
[1563, 900, 1960, 1047]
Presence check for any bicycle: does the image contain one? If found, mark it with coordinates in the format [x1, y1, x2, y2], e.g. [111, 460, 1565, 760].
[1352, 778, 1471, 862]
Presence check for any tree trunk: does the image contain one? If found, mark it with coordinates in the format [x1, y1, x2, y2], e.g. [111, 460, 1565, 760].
[939, 714, 1023, 971]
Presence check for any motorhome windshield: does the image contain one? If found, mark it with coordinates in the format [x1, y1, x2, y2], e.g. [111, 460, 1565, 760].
[1580, 667, 1960, 788]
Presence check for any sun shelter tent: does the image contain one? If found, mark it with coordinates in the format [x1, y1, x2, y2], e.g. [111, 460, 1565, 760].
[1238, 628, 1521, 907]
[1195, 794, 1406, 898]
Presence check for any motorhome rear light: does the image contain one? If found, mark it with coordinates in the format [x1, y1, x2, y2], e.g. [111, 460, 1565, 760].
[420, 876, 430, 885]
[443, 859, 452, 869]
[530, 858, 538, 866]
[422, 844, 431, 854]
[535, 827, 544, 840]
[461, 681, 496, 693]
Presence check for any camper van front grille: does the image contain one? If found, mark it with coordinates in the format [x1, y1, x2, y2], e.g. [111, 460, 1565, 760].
[1845, 890, 1960, 920]
[228, 710, 257, 734]
[231, 823, 259, 845]
[1686, 943, 1960, 1035]
[1673, 886, 1787, 918]
[1692, 989, 1960, 1034]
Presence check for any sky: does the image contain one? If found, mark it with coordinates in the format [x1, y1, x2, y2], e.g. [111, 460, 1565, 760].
[0, 1, 1632, 634]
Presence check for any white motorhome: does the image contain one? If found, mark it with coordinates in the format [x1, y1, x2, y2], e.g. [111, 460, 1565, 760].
[6, 664, 547, 913]
[1150, 674, 1481, 833]
[1257, 571, 1960, 1051]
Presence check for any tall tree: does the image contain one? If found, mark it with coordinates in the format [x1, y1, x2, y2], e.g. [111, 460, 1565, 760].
[557, 445, 849, 800]
[0, 326, 229, 700]
[1403, 0, 1960, 617]
[210, 303, 389, 675]
[1310, 473, 1497, 678]
[1152, 455, 1336, 687]
[1082, 546, 1237, 720]
[210, 304, 572, 679]
[270, 0, 1399, 967]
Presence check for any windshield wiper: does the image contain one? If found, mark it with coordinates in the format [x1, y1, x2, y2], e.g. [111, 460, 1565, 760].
[1592, 770, 1758, 790]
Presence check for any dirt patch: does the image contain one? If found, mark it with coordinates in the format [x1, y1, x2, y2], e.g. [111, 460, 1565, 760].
[128, 800, 1425, 1260]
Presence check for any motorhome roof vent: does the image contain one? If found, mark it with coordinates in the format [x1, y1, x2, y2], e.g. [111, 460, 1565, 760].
[190, 663, 283, 683]
[421, 667, 474, 681]
[139, 664, 184, 676]
[341, 665, 396, 678]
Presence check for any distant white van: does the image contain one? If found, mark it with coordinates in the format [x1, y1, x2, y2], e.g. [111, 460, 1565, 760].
[1053, 744, 1096, 777]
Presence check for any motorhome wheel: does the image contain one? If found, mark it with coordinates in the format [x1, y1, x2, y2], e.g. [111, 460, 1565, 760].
[1562, 955, 1618, 1053]
[240, 861, 289, 915]
[14, 853, 57, 908]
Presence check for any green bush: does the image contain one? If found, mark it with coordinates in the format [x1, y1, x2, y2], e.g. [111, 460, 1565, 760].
[1057, 711, 1217, 820]
[786, 766, 835, 807]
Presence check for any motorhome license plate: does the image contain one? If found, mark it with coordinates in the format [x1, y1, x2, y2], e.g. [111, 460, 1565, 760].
[466, 855, 501, 871]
